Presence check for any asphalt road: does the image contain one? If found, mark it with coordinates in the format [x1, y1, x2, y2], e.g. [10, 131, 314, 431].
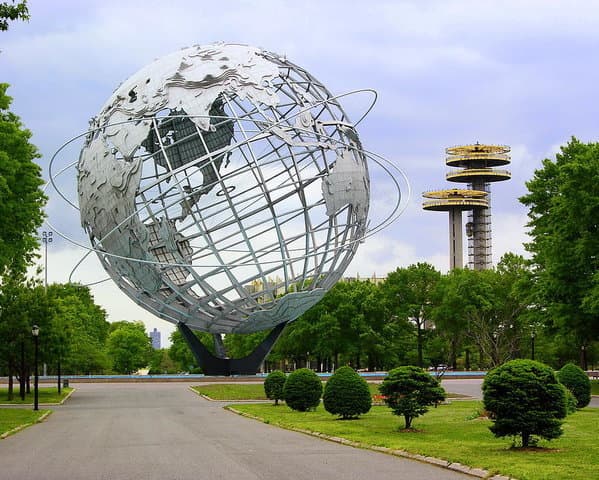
[0, 382, 471, 480]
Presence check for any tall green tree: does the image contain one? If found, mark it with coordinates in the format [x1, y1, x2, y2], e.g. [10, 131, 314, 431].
[106, 321, 152, 374]
[148, 348, 178, 374]
[0, 84, 46, 278]
[0, 1, 29, 31]
[520, 138, 599, 368]
[106, 321, 151, 374]
[432, 255, 531, 368]
[0, 278, 50, 399]
[46, 283, 110, 375]
[382, 263, 441, 367]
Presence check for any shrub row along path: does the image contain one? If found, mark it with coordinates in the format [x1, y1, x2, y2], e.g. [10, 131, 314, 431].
[0, 382, 471, 480]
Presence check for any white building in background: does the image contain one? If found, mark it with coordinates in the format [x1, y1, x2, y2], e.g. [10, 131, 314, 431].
[150, 328, 161, 349]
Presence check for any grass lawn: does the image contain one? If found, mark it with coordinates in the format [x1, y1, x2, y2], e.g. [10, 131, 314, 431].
[0, 409, 50, 437]
[591, 380, 599, 396]
[0, 387, 72, 405]
[192, 383, 269, 400]
[232, 400, 598, 480]
[193, 383, 468, 401]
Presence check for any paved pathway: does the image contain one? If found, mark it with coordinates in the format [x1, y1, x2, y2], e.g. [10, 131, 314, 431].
[0, 383, 470, 480]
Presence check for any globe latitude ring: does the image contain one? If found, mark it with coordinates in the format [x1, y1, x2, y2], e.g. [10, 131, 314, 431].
[47, 43, 409, 374]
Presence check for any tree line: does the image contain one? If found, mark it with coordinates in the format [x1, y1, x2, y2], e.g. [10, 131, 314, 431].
[0, 15, 597, 382]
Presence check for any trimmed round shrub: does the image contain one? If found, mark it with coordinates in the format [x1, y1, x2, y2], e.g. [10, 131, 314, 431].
[558, 363, 591, 408]
[323, 366, 372, 419]
[563, 385, 578, 415]
[483, 359, 567, 447]
[283, 368, 322, 412]
[264, 370, 286, 405]
[379, 365, 445, 429]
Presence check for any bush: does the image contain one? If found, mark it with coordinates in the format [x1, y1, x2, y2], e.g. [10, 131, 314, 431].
[264, 370, 286, 405]
[558, 363, 591, 408]
[283, 368, 322, 412]
[563, 386, 578, 415]
[379, 365, 445, 429]
[323, 366, 372, 419]
[483, 359, 567, 447]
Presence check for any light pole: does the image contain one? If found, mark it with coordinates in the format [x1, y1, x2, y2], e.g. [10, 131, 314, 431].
[32, 325, 40, 411]
[530, 330, 535, 361]
[41, 230, 53, 290]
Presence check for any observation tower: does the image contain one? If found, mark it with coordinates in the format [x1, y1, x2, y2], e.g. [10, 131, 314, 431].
[423, 143, 511, 270]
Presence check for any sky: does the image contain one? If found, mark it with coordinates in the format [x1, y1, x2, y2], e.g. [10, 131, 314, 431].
[3, 0, 599, 344]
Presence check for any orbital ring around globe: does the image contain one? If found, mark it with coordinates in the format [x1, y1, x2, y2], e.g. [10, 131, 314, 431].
[47, 93, 410, 272]
[46, 97, 410, 331]
[46, 43, 411, 334]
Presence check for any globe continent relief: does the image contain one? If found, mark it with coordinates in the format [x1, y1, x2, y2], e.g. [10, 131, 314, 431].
[77, 43, 370, 334]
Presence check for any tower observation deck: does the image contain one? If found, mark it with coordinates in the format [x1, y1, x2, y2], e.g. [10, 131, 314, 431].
[423, 143, 511, 270]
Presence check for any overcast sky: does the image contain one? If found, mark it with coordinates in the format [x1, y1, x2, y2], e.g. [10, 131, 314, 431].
[3, 0, 599, 343]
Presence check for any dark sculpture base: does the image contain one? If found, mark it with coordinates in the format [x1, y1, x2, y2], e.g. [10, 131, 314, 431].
[177, 321, 287, 376]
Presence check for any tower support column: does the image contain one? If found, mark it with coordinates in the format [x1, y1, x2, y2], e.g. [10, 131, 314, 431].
[448, 208, 463, 269]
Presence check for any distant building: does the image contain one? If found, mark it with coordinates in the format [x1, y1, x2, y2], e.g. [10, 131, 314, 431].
[342, 273, 386, 285]
[150, 328, 161, 349]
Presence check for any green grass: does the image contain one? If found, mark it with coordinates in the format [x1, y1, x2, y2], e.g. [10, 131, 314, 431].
[0, 387, 72, 405]
[0, 409, 50, 437]
[193, 382, 469, 401]
[192, 383, 268, 400]
[232, 400, 598, 480]
[591, 380, 599, 396]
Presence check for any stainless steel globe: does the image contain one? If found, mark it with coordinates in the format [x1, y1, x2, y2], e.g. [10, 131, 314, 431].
[77, 43, 370, 335]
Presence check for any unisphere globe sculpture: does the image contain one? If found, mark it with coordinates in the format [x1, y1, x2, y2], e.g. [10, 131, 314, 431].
[77, 43, 372, 373]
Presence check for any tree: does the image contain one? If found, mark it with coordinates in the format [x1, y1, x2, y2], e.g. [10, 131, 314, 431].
[148, 349, 178, 374]
[106, 321, 152, 374]
[168, 329, 215, 372]
[223, 330, 269, 359]
[0, 278, 50, 399]
[432, 255, 531, 369]
[323, 366, 371, 419]
[273, 280, 384, 371]
[382, 264, 441, 368]
[283, 368, 322, 412]
[482, 359, 567, 447]
[520, 138, 599, 368]
[557, 363, 591, 408]
[0, 1, 29, 31]
[46, 283, 110, 375]
[0, 84, 46, 278]
[263, 370, 286, 405]
[379, 365, 445, 429]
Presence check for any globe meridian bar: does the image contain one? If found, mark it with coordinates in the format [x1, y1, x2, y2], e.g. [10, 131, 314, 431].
[77, 43, 371, 374]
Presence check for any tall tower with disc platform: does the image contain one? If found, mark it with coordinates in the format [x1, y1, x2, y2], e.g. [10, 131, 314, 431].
[423, 143, 511, 270]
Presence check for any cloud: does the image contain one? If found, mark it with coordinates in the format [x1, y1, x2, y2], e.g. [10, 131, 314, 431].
[5, 0, 598, 336]
[490, 212, 531, 262]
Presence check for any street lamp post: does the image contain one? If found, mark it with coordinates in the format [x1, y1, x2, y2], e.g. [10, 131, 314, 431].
[530, 331, 535, 361]
[32, 325, 40, 411]
[41, 231, 53, 290]
[41, 230, 62, 392]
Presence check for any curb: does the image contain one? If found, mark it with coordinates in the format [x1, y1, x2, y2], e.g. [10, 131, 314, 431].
[57, 388, 75, 405]
[0, 410, 53, 440]
[224, 406, 515, 480]
[188, 386, 213, 401]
